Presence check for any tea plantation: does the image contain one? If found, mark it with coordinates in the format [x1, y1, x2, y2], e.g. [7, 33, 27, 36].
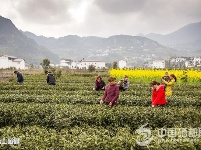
[0, 71, 200, 149]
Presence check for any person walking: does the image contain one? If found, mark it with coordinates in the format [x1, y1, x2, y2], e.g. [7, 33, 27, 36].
[100, 77, 119, 106]
[162, 74, 176, 97]
[14, 71, 24, 83]
[150, 81, 166, 107]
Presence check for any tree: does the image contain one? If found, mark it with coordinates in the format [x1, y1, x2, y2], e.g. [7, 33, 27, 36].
[112, 61, 118, 69]
[40, 58, 50, 70]
[106, 63, 112, 69]
[88, 65, 96, 72]
[30, 64, 34, 69]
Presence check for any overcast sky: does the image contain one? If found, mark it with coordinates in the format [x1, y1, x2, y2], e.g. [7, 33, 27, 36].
[1, 0, 201, 38]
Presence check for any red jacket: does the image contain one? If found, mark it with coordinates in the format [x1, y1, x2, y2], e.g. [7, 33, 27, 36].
[102, 83, 119, 105]
[152, 85, 166, 106]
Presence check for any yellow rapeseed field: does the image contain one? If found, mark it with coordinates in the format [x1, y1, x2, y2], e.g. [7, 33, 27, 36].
[109, 69, 201, 84]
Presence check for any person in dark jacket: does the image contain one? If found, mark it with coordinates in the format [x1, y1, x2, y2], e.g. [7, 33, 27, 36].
[94, 76, 106, 91]
[45, 71, 56, 85]
[100, 77, 119, 106]
[161, 72, 170, 91]
[14, 71, 24, 83]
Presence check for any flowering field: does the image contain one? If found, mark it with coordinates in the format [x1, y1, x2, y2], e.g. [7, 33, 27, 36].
[109, 69, 201, 84]
[0, 70, 200, 149]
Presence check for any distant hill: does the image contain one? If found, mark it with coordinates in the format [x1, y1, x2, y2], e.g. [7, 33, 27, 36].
[23, 32, 176, 67]
[2, 15, 199, 67]
[0, 16, 59, 64]
[145, 21, 201, 55]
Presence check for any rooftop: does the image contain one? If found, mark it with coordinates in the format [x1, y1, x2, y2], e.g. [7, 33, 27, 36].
[0, 55, 17, 59]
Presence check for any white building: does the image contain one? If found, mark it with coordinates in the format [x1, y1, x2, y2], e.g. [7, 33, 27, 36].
[185, 61, 191, 68]
[193, 57, 201, 66]
[152, 60, 165, 69]
[60, 59, 73, 68]
[175, 57, 186, 62]
[169, 56, 201, 68]
[60, 59, 106, 69]
[70, 61, 78, 69]
[12, 59, 25, 70]
[0, 55, 25, 69]
[118, 60, 127, 68]
[77, 60, 105, 69]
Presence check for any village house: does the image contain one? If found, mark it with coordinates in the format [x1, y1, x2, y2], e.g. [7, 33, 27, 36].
[152, 60, 165, 69]
[169, 56, 201, 68]
[118, 60, 127, 68]
[193, 57, 201, 67]
[77, 60, 105, 69]
[60, 59, 73, 68]
[151, 56, 201, 69]
[0, 55, 25, 69]
[60, 59, 105, 69]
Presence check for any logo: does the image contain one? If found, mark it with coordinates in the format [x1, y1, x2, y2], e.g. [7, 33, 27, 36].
[136, 123, 153, 146]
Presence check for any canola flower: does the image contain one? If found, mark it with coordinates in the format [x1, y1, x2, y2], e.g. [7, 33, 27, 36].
[109, 69, 201, 84]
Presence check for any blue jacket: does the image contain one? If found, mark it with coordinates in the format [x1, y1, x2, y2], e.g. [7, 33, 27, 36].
[123, 81, 129, 90]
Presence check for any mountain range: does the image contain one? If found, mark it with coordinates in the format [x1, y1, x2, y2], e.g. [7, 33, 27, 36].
[23, 32, 176, 66]
[0, 15, 200, 66]
[0, 16, 59, 64]
[143, 22, 201, 55]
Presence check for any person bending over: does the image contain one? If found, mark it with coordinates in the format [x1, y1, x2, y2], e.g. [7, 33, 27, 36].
[100, 77, 119, 106]
[94, 76, 106, 91]
[45, 70, 56, 85]
[150, 81, 166, 107]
